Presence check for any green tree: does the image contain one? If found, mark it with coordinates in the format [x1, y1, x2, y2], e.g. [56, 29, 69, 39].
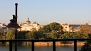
[26, 31, 35, 40]
[79, 34, 91, 51]
[69, 32, 88, 39]
[60, 32, 70, 39]
[26, 30, 43, 40]
[0, 28, 4, 34]
[49, 22, 63, 31]
[72, 32, 80, 38]
[5, 29, 15, 45]
[17, 31, 29, 45]
[40, 25, 51, 33]
[79, 43, 91, 51]
[0, 28, 4, 40]
[40, 22, 63, 34]
[86, 34, 91, 44]
[79, 23, 90, 35]
[59, 32, 71, 44]
[5, 29, 15, 40]
[49, 30, 58, 39]
[34, 31, 44, 39]
[75, 23, 90, 39]
[45, 33, 50, 39]
[84, 23, 91, 34]
[17, 31, 28, 39]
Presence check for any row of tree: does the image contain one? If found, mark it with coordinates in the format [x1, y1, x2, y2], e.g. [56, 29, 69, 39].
[0, 22, 91, 46]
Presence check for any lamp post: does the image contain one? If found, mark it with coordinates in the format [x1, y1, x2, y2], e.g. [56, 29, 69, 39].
[7, 3, 20, 51]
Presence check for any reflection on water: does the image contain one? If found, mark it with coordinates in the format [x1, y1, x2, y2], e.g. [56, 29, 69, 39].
[35, 46, 53, 51]
[56, 46, 81, 51]
[0, 46, 9, 51]
[0, 46, 81, 51]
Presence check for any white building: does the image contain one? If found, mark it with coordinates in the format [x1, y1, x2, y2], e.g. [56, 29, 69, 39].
[61, 23, 70, 32]
[61, 23, 88, 32]
[0, 23, 8, 34]
[18, 18, 42, 31]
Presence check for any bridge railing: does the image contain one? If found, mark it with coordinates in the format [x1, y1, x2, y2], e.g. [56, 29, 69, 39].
[0, 39, 91, 51]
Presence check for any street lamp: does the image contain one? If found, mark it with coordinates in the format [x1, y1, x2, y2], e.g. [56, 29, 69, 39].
[7, 15, 20, 51]
[7, 15, 20, 28]
[6, 3, 20, 51]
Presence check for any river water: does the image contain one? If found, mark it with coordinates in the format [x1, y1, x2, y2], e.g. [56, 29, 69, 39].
[0, 46, 81, 51]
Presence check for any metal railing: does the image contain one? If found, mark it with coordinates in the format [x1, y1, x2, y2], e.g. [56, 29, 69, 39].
[0, 39, 91, 51]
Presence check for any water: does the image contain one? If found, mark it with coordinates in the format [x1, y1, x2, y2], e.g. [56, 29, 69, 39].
[0, 46, 81, 51]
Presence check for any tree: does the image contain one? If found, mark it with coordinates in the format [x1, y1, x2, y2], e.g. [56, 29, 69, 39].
[79, 34, 91, 51]
[86, 34, 91, 44]
[59, 32, 71, 44]
[60, 32, 70, 39]
[34, 31, 44, 39]
[0, 28, 4, 34]
[26, 30, 43, 40]
[49, 22, 63, 31]
[40, 25, 51, 33]
[0, 28, 4, 40]
[17, 31, 29, 45]
[79, 43, 91, 51]
[40, 22, 63, 34]
[84, 23, 91, 34]
[75, 23, 90, 39]
[17, 31, 28, 39]
[49, 30, 58, 39]
[26, 31, 35, 40]
[79, 23, 90, 35]
[5, 29, 15, 45]
[5, 29, 15, 40]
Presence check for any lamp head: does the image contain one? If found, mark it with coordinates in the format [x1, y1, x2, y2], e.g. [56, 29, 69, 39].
[7, 15, 21, 28]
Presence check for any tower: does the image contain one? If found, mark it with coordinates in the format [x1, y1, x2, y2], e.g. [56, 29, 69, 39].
[26, 18, 31, 24]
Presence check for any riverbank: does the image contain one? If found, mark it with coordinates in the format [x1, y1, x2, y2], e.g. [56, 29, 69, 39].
[24, 41, 85, 47]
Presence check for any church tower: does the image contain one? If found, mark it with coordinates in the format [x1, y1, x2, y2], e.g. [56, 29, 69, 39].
[26, 18, 31, 24]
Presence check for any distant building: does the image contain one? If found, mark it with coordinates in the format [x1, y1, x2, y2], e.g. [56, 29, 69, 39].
[0, 23, 8, 34]
[1, 19, 91, 32]
[69, 24, 80, 32]
[18, 18, 42, 31]
[61, 23, 70, 32]
[61, 23, 91, 32]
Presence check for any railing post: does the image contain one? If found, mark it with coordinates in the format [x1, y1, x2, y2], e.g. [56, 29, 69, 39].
[32, 41, 34, 51]
[53, 40, 56, 51]
[15, 29, 18, 51]
[74, 40, 77, 51]
[9, 40, 12, 51]
[15, 42, 17, 51]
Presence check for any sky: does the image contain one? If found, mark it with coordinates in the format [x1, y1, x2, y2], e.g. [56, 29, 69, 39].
[0, 0, 91, 25]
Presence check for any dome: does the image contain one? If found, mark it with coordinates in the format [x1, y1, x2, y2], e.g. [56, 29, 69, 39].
[33, 21, 37, 24]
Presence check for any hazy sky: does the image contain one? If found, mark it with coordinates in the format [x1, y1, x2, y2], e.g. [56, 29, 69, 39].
[0, 0, 91, 25]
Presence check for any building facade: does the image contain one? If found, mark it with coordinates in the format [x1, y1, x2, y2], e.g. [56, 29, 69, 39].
[0, 23, 8, 34]
[18, 18, 42, 31]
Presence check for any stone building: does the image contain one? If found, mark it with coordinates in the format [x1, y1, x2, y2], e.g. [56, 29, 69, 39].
[61, 23, 91, 32]
[18, 18, 42, 31]
[61, 23, 70, 32]
[0, 23, 8, 34]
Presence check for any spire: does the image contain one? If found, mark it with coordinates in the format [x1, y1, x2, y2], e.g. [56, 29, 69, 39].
[26, 18, 30, 24]
[26, 18, 29, 22]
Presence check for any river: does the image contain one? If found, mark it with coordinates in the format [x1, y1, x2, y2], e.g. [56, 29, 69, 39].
[0, 46, 81, 51]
